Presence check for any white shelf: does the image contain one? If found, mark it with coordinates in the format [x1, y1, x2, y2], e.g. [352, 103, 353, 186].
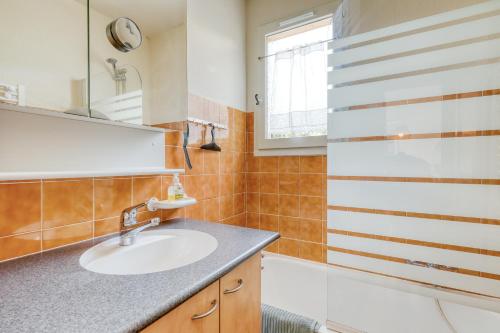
[153, 197, 197, 209]
[0, 103, 168, 133]
[0, 168, 185, 181]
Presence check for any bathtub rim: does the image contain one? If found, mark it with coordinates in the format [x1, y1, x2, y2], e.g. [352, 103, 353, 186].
[262, 251, 329, 270]
[328, 263, 500, 314]
[262, 252, 500, 314]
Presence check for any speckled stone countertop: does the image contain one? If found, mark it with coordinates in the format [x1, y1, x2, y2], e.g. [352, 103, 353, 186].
[0, 219, 279, 333]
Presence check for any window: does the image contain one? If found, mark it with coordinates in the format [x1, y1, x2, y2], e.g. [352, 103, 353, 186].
[255, 12, 332, 155]
[266, 17, 332, 140]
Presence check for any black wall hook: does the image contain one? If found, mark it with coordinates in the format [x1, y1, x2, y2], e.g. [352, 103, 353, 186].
[254, 93, 261, 105]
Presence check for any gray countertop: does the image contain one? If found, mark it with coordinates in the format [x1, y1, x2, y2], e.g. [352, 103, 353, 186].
[0, 219, 279, 333]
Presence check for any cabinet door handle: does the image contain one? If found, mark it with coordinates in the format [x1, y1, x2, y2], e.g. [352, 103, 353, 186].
[191, 300, 218, 320]
[223, 279, 244, 294]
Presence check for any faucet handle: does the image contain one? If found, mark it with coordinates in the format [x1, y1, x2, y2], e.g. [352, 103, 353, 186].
[123, 209, 139, 227]
[150, 217, 161, 226]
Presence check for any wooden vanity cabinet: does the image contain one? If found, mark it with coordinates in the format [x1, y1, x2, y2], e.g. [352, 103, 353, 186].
[220, 253, 261, 333]
[141, 253, 261, 333]
[142, 281, 220, 333]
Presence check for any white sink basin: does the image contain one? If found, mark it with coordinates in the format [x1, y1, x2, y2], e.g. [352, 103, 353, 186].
[79, 229, 218, 275]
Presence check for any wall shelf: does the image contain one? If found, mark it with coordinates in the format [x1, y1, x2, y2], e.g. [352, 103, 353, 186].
[0, 168, 185, 181]
[153, 197, 197, 209]
[1, 104, 167, 133]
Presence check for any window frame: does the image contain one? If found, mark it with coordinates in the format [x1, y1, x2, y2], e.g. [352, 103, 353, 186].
[254, 4, 335, 156]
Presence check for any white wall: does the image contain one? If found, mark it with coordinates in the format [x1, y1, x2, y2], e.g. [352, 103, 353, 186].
[341, 0, 485, 37]
[186, 0, 246, 111]
[0, 108, 164, 173]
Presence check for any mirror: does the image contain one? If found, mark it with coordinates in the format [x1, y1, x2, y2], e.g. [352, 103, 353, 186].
[88, 0, 187, 126]
[1, 0, 187, 128]
[0, 0, 88, 114]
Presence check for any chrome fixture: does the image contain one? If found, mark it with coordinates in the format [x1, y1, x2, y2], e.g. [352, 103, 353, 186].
[106, 58, 128, 95]
[119, 198, 159, 246]
[192, 300, 218, 320]
[119, 217, 160, 246]
[223, 279, 244, 294]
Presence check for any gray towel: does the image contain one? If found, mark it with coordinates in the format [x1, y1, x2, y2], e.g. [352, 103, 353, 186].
[262, 304, 321, 333]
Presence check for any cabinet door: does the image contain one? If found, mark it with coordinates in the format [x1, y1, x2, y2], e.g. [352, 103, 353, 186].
[220, 253, 261, 333]
[142, 281, 219, 333]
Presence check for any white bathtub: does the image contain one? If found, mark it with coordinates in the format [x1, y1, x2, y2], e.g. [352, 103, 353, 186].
[261, 252, 330, 332]
[261, 252, 500, 333]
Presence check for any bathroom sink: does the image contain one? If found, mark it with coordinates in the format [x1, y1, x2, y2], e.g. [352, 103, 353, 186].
[79, 229, 218, 275]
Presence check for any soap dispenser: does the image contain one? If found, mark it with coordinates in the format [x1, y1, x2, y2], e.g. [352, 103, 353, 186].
[168, 174, 185, 201]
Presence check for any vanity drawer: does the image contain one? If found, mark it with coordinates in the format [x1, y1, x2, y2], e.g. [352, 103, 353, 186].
[142, 281, 220, 333]
[220, 253, 261, 333]
[141, 254, 261, 333]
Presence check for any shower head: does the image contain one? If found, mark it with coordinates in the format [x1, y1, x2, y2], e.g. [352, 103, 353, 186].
[106, 58, 118, 71]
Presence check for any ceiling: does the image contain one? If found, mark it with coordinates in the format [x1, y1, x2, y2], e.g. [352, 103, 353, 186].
[89, 0, 186, 37]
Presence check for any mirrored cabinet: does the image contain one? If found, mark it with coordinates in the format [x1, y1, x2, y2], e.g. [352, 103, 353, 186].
[88, 0, 187, 126]
[0, 0, 87, 114]
[1, 0, 242, 130]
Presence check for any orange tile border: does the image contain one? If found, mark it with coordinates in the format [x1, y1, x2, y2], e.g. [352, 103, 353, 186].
[328, 129, 500, 143]
[328, 246, 500, 280]
[327, 205, 499, 225]
[328, 229, 500, 256]
[335, 88, 500, 112]
[328, 175, 500, 185]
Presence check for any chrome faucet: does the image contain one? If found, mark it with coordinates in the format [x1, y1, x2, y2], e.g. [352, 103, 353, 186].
[120, 217, 160, 246]
[119, 198, 160, 246]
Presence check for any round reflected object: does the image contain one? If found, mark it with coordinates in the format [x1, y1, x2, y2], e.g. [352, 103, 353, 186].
[106, 17, 142, 52]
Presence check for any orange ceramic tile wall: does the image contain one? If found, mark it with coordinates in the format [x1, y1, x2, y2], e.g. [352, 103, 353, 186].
[0, 105, 326, 264]
[0, 175, 172, 262]
[162, 102, 247, 227]
[245, 112, 327, 263]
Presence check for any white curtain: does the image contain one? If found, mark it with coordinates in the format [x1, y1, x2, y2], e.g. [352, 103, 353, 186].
[266, 42, 328, 139]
